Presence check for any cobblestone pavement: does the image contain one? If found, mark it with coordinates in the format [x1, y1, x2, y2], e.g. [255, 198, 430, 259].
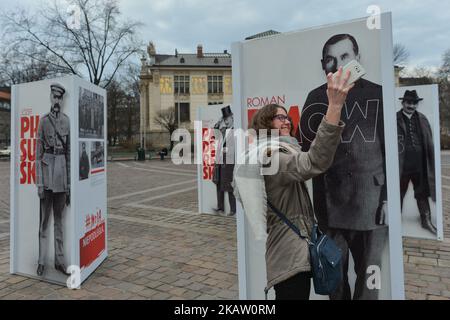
[403, 153, 450, 300]
[0, 154, 449, 300]
[0, 160, 237, 300]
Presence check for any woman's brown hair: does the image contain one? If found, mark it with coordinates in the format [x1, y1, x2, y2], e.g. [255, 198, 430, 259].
[249, 104, 294, 136]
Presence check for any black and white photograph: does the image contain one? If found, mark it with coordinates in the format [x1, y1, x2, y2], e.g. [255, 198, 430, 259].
[396, 85, 443, 240]
[232, 14, 402, 300]
[35, 83, 71, 278]
[91, 141, 105, 170]
[211, 105, 236, 217]
[79, 87, 104, 139]
[79, 141, 90, 181]
[299, 33, 387, 300]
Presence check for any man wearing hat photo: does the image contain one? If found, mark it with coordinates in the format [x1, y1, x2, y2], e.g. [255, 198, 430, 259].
[397, 89, 437, 235]
[35, 83, 71, 277]
[212, 105, 236, 217]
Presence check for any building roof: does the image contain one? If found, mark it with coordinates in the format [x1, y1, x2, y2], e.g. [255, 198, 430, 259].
[152, 53, 231, 68]
[0, 87, 11, 102]
[245, 30, 281, 40]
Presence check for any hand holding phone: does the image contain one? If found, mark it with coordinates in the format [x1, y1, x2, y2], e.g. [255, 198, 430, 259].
[325, 65, 356, 125]
[333, 59, 366, 85]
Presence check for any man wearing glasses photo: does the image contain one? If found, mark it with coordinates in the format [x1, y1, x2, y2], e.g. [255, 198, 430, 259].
[300, 33, 387, 300]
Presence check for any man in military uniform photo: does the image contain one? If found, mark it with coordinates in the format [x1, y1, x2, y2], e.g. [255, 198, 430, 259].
[35, 83, 70, 277]
[397, 90, 437, 235]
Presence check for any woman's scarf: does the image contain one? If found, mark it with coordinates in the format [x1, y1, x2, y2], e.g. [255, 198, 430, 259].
[232, 134, 300, 241]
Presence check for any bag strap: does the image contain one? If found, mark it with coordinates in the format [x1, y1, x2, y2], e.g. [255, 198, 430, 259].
[47, 115, 67, 151]
[267, 201, 312, 244]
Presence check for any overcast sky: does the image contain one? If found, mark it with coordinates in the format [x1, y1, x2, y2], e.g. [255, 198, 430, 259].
[3, 0, 450, 70]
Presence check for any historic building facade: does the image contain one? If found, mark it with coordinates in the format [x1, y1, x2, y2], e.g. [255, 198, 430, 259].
[139, 43, 232, 149]
[0, 87, 11, 147]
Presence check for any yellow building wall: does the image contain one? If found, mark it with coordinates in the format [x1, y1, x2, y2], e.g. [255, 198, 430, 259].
[141, 67, 232, 147]
[189, 71, 208, 130]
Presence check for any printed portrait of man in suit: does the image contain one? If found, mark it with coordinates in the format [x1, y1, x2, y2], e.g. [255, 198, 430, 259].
[35, 83, 71, 277]
[300, 34, 387, 300]
[212, 105, 236, 217]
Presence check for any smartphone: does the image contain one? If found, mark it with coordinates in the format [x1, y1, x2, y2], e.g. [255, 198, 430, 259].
[334, 59, 366, 85]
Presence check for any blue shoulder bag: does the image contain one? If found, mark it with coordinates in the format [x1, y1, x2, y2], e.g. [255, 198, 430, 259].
[267, 201, 342, 295]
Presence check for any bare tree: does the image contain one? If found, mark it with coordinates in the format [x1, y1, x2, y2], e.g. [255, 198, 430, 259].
[438, 49, 450, 79]
[154, 107, 178, 150]
[0, 47, 60, 86]
[122, 64, 140, 143]
[1, 0, 143, 88]
[105, 64, 140, 147]
[393, 43, 410, 66]
[107, 79, 125, 146]
[106, 63, 140, 145]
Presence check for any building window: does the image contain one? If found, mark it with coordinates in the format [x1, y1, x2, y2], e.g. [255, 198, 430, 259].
[208, 75, 223, 94]
[0, 101, 10, 110]
[174, 75, 190, 94]
[208, 102, 223, 105]
[175, 102, 190, 123]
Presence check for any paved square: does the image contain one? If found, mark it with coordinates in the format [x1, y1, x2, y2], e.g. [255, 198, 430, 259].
[0, 159, 237, 300]
[0, 152, 449, 300]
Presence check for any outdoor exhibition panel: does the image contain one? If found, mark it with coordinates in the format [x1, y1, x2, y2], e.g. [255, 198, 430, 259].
[10, 75, 107, 286]
[232, 13, 405, 299]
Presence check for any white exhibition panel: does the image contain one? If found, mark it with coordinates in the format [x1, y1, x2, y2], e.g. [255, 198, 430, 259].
[197, 104, 236, 215]
[395, 84, 443, 241]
